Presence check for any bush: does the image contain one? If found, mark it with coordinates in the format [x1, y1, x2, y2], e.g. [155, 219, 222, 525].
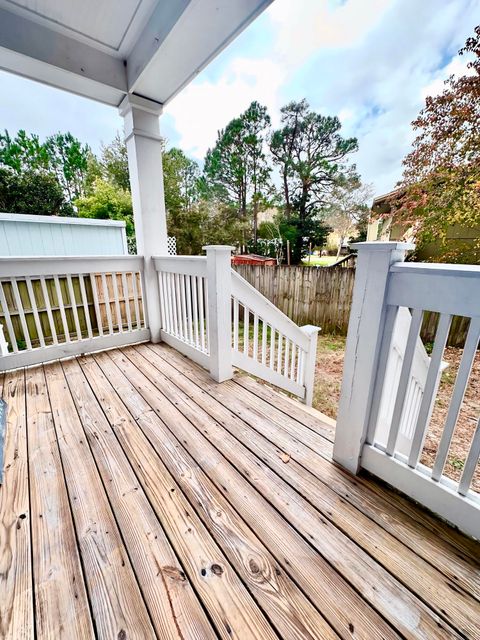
[0, 168, 67, 215]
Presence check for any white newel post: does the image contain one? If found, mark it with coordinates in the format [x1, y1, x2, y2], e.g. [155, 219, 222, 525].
[119, 94, 167, 343]
[300, 325, 320, 406]
[333, 241, 414, 474]
[204, 245, 234, 383]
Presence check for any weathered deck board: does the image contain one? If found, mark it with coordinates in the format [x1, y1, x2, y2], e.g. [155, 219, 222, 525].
[108, 347, 397, 640]
[26, 366, 93, 639]
[2, 342, 479, 640]
[91, 351, 338, 640]
[128, 344, 469, 639]
[45, 361, 156, 639]
[61, 357, 217, 640]
[84, 352, 279, 640]
[144, 346, 480, 621]
[152, 343, 480, 602]
[0, 371, 33, 640]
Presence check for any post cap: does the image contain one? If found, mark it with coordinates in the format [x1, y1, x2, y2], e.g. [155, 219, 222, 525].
[300, 324, 321, 336]
[349, 241, 415, 252]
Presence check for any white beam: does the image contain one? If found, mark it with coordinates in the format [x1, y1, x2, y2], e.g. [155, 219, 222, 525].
[127, 0, 274, 104]
[120, 94, 167, 343]
[0, 7, 126, 105]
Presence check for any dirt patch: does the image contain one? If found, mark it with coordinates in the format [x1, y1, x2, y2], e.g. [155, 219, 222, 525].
[312, 335, 346, 420]
[312, 336, 480, 492]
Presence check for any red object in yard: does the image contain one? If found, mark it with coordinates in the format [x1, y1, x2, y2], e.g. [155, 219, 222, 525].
[232, 254, 276, 266]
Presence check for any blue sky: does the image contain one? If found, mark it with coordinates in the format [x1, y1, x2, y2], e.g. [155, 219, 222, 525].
[0, 0, 478, 196]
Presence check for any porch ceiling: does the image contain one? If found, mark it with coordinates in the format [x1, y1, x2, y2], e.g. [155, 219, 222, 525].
[0, 0, 272, 106]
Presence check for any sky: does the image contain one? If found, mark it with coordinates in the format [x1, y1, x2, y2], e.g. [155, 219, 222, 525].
[0, 0, 478, 197]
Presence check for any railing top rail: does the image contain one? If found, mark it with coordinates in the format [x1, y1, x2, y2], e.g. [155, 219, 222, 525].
[153, 255, 207, 277]
[153, 255, 207, 261]
[390, 262, 480, 277]
[0, 255, 144, 277]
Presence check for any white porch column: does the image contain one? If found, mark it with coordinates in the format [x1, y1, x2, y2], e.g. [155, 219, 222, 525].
[119, 94, 167, 343]
[333, 241, 414, 474]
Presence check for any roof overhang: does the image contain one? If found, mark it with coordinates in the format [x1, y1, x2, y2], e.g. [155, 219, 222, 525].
[0, 0, 272, 107]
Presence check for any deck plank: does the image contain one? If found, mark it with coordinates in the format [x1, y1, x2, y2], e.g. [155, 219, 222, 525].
[233, 362, 480, 566]
[87, 353, 339, 640]
[0, 370, 34, 640]
[82, 352, 279, 640]
[152, 343, 480, 601]
[234, 374, 335, 441]
[62, 356, 217, 640]
[110, 347, 400, 640]
[141, 347, 478, 637]
[6, 342, 479, 640]
[26, 366, 94, 639]
[45, 361, 156, 640]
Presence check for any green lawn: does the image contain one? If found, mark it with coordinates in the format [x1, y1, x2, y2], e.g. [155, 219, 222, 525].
[301, 255, 337, 266]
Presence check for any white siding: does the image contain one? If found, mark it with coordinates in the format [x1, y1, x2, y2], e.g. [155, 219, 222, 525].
[0, 213, 127, 256]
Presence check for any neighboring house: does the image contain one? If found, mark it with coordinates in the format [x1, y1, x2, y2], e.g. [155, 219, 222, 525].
[368, 188, 479, 262]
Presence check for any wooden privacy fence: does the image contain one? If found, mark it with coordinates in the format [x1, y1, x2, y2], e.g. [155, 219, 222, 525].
[233, 264, 355, 334]
[233, 264, 473, 346]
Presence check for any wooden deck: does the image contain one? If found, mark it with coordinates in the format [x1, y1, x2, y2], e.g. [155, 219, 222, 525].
[1, 342, 479, 639]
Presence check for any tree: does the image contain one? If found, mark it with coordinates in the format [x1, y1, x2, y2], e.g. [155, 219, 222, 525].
[44, 132, 91, 205]
[242, 102, 271, 245]
[0, 167, 66, 216]
[391, 25, 480, 263]
[75, 178, 134, 237]
[0, 129, 48, 173]
[203, 101, 271, 239]
[0, 129, 91, 210]
[270, 100, 358, 262]
[100, 133, 130, 191]
[325, 179, 373, 257]
[163, 148, 200, 213]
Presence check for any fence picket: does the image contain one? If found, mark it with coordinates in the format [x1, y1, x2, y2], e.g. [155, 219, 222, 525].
[25, 277, 45, 348]
[66, 275, 82, 340]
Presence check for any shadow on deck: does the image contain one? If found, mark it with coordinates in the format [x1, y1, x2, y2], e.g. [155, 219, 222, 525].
[1, 342, 479, 639]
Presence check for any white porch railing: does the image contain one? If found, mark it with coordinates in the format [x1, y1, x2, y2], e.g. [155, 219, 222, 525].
[334, 242, 480, 539]
[154, 255, 210, 371]
[0, 256, 149, 370]
[154, 246, 319, 403]
[0, 248, 319, 403]
[231, 271, 318, 404]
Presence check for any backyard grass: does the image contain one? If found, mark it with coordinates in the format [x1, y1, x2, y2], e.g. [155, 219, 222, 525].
[310, 335, 480, 492]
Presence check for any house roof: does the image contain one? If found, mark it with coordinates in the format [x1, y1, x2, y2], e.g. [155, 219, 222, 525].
[0, 0, 272, 107]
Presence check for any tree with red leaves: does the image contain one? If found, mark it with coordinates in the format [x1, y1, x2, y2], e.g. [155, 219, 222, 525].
[390, 26, 480, 263]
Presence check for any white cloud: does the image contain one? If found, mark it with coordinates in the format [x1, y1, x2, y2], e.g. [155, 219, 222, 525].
[164, 58, 285, 159]
[268, 0, 391, 65]
[164, 0, 479, 195]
